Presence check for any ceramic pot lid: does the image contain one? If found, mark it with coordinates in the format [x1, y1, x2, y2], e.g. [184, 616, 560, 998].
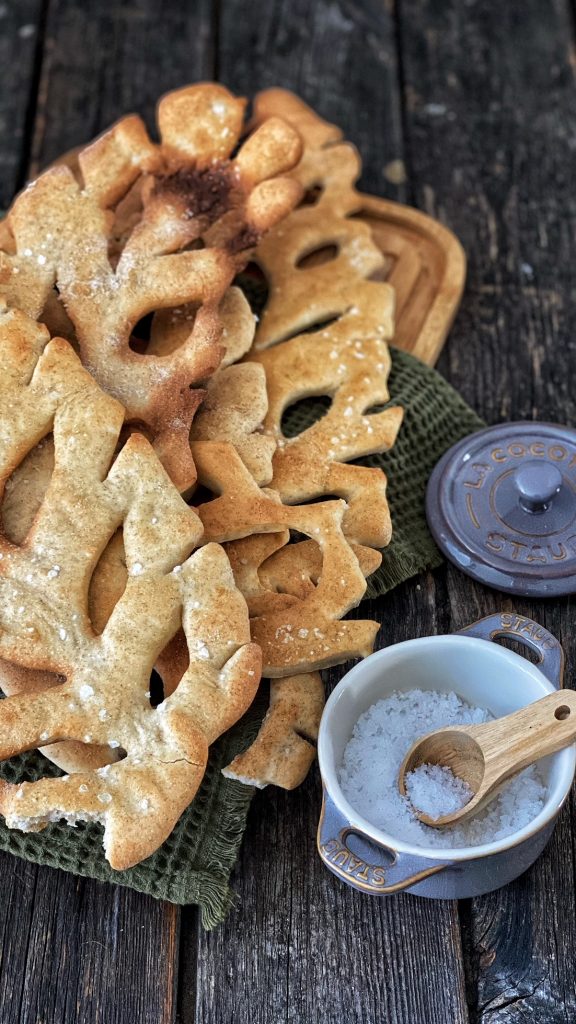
[426, 421, 576, 596]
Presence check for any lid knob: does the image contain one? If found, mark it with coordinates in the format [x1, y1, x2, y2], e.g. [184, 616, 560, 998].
[514, 461, 563, 513]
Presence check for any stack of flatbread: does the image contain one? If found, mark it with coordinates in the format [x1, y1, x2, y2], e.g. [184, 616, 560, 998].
[0, 83, 401, 869]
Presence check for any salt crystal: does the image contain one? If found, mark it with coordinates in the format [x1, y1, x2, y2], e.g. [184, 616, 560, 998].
[131, 562, 144, 576]
[140, 798, 150, 811]
[109, 740, 120, 748]
[404, 764, 473, 819]
[40, 731, 49, 742]
[98, 709, 108, 721]
[47, 565, 61, 579]
[97, 792, 112, 805]
[59, 627, 67, 641]
[79, 684, 94, 700]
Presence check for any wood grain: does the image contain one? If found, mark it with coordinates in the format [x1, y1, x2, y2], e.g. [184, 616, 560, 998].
[184, 588, 469, 1024]
[0, 0, 47, 212]
[0, 0, 217, 1021]
[0, 854, 179, 1024]
[192, 762, 467, 1024]
[175, 4, 475, 1024]
[217, 0, 409, 204]
[1, 0, 576, 1022]
[360, 192, 466, 364]
[397, 0, 576, 1018]
[28, 0, 215, 177]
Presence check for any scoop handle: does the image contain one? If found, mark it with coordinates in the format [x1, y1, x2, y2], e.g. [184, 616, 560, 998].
[471, 688, 576, 793]
[458, 612, 564, 688]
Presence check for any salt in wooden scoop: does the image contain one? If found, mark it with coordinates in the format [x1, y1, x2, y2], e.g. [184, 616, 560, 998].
[398, 689, 576, 827]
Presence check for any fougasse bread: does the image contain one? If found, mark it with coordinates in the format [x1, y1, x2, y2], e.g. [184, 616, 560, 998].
[0, 82, 302, 493]
[0, 306, 260, 869]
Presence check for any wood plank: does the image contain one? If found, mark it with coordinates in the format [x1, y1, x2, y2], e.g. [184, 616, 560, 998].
[0, 1, 217, 1022]
[0, 852, 179, 1024]
[180, 4, 471, 1023]
[0, 0, 46, 211]
[186, 585, 469, 1024]
[28, 0, 214, 177]
[397, 0, 576, 1018]
[216, 0, 410, 203]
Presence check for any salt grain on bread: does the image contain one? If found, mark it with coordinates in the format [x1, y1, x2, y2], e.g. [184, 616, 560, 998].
[246, 88, 402, 548]
[0, 86, 404, 799]
[0, 82, 302, 492]
[194, 442, 380, 676]
[0, 307, 260, 868]
[223, 672, 325, 790]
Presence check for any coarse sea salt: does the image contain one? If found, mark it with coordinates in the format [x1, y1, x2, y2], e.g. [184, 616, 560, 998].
[339, 689, 547, 849]
[404, 764, 473, 819]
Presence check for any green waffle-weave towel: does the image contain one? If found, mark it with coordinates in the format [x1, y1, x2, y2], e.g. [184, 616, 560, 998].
[0, 349, 483, 928]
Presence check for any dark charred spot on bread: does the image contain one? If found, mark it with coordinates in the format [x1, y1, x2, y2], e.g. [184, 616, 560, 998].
[154, 164, 233, 222]
[228, 225, 260, 255]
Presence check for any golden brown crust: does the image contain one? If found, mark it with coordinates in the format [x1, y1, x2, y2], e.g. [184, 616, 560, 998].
[0, 83, 302, 492]
[0, 308, 261, 867]
[194, 442, 379, 677]
[223, 673, 324, 789]
[245, 89, 403, 548]
[0, 88, 407, 799]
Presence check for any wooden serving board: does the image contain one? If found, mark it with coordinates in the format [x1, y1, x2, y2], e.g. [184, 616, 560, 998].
[357, 193, 466, 366]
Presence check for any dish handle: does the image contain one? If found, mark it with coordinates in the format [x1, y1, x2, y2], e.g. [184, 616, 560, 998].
[457, 612, 564, 689]
[317, 788, 452, 895]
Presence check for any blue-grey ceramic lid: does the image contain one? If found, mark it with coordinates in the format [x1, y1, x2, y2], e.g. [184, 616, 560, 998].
[426, 421, 576, 596]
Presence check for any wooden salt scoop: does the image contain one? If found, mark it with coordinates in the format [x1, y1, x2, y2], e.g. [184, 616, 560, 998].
[398, 689, 576, 827]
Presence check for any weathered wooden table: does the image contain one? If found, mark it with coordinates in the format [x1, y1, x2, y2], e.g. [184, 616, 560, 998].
[1, 1, 576, 1021]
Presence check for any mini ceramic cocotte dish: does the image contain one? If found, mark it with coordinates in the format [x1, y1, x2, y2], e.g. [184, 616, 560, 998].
[317, 612, 576, 899]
